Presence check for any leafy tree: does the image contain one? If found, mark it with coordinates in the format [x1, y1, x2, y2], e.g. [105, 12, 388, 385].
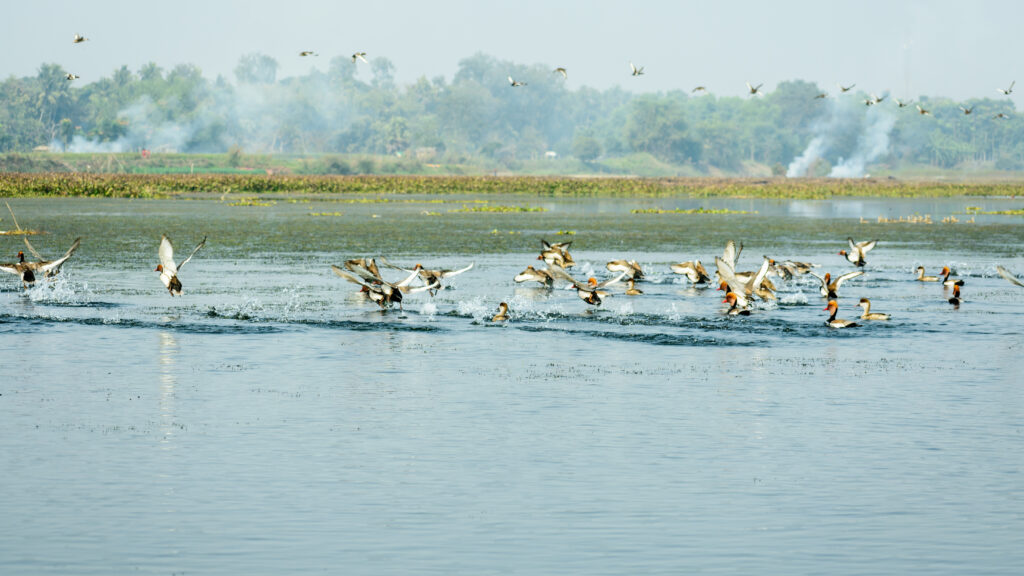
[234, 53, 278, 85]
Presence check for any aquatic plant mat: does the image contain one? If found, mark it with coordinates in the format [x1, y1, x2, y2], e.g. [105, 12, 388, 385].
[2, 173, 1024, 199]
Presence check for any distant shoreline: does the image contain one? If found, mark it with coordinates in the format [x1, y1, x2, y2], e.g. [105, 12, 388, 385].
[1, 172, 1022, 199]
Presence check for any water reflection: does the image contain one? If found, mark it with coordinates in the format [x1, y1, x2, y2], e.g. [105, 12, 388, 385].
[158, 331, 177, 447]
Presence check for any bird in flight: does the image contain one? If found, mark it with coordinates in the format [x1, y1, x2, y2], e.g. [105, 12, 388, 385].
[65, 73, 79, 81]
[351, 52, 368, 64]
[553, 67, 567, 79]
[994, 112, 1010, 119]
[959, 105, 974, 115]
[508, 76, 526, 87]
[299, 51, 318, 57]
[998, 81, 1015, 95]
[916, 104, 931, 116]
[630, 62, 644, 76]
[814, 92, 828, 99]
[838, 83, 856, 93]
[692, 86, 707, 93]
[73, 33, 88, 44]
[895, 98, 912, 108]
[746, 82, 763, 96]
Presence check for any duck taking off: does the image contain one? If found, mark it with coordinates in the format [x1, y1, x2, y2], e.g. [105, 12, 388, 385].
[548, 266, 627, 307]
[839, 237, 877, 267]
[809, 270, 864, 299]
[156, 235, 206, 296]
[1, 237, 81, 288]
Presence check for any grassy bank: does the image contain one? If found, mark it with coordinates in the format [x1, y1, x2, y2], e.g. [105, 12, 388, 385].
[2, 172, 1024, 199]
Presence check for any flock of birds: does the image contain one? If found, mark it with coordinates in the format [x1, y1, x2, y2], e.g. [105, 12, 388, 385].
[5, 233, 1023, 329]
[60, 33, 1016, 120]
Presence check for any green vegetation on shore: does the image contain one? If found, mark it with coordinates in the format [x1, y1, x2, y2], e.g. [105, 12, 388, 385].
[1, 172, 1023, 199]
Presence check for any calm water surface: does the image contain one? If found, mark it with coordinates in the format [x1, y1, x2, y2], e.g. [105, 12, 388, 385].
[1, 195, 1023, 575]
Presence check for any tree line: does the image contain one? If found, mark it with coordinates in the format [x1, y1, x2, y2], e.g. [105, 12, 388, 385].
[2, 52, 1023, 173]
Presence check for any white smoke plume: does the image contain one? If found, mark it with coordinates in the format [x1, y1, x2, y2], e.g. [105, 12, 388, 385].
[829, 107, 897, 178]
[786, 96, 896, 178]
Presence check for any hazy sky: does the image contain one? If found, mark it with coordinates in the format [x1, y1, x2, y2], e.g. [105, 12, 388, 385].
[3, 0, 1021, 103]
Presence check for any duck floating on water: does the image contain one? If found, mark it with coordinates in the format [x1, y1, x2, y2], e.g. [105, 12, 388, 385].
[948, 281, 964, 307]
[823, 300, 859, 328]
[857, 298, 890, 320]
[915, 266, 939, 282]
[491, 302, 510, 322]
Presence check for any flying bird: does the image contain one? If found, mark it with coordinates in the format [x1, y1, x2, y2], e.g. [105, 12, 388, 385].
[692, 86, 707, 93]
[65, 73, 79, 81]
[299, 51, 318, 57]
[916, 104, 931, 116]
[630, 62, 644, 76]
[814, 92, 828, 99]
[895, 98, 912, 108]
[351, 52, 368, 64]
[553, 67, 568, 79]
[508, 76, 526, 87]
[156, 235, 206, 296]
[838, 83, 856, 92]
[746, 82, 763, 96]
[871, 93, 886, 104]
[994, 112, 1010, 119]
[998, 81, 1015, 95]
[959, 105, 974, 115]
[72, 33, 88, 44]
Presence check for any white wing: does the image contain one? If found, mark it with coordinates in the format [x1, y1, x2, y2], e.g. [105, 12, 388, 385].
[749, 257, 772, 293]
[996, 266, 1024, 287]
[37, 237, 81, 274]
[0, 263, 19, 276]
[392, 267, 422, 288]
[857, 239, 878, 254]
[808, 271, 828, 292]
[595, 271, 628, 289]
[158, 235, 178, 276]
[440, 263, 474, 278]
[177, 236, 206, 271]
[715, 256, 746, 295]
[834, 270, 864, 288]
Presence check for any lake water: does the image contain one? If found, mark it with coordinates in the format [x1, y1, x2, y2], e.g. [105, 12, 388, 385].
[2, 194, 1023, 575]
